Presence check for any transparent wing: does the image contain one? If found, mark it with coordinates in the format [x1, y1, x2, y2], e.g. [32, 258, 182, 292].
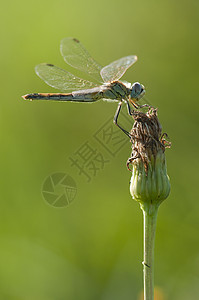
[35, 63, 99, 92]
[60, 37, 102, 83]
[100, 55, 137, 83]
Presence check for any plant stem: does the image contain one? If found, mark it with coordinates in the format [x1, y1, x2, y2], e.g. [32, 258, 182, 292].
[141, 203, 159, 300]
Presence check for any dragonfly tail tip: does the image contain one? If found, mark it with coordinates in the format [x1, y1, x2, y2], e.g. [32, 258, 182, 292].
[22, 94, 30, 100]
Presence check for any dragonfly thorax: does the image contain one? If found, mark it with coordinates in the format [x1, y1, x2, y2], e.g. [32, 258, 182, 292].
[130, 82, 145, 101]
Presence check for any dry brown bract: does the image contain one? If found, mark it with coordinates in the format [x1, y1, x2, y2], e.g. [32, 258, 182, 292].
[127, 108, 171, 173]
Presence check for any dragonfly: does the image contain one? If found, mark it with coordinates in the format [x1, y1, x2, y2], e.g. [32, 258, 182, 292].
[22, 37, 147, 133]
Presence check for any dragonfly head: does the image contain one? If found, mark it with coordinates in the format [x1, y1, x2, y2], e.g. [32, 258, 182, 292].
[130, 82, 145, 101]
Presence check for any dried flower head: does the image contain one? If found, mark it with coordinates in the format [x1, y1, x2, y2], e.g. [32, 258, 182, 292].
[129, 108, 171, 205]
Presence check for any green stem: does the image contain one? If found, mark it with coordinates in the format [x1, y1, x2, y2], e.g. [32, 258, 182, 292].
[141, 203, 159, 300]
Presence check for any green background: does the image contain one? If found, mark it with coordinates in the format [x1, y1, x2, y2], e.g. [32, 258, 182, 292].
[1, 0, 199, 299]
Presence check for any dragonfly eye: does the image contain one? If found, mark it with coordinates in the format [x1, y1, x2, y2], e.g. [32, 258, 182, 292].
[131, 82, 145, 100]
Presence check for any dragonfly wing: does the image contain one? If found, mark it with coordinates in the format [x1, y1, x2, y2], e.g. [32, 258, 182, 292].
[35, 63, 99, 92]
[60, 37, 103, 83]
[100, 55, 137, 82]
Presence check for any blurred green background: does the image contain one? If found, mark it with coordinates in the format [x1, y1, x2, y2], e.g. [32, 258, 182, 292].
[1, 0, 199, 299]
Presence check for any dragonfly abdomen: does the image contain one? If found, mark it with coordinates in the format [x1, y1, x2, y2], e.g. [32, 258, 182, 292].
[23, 88, 103, 102]
[22, 93, 75, 101]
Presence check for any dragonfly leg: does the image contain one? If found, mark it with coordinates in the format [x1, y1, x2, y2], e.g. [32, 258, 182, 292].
[129, 99, 153, 110]
[126, 100, 135, 116]
[127, 150, 140, 171]
[129, 99, 139, 109]
[113, 102, 130, 137]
